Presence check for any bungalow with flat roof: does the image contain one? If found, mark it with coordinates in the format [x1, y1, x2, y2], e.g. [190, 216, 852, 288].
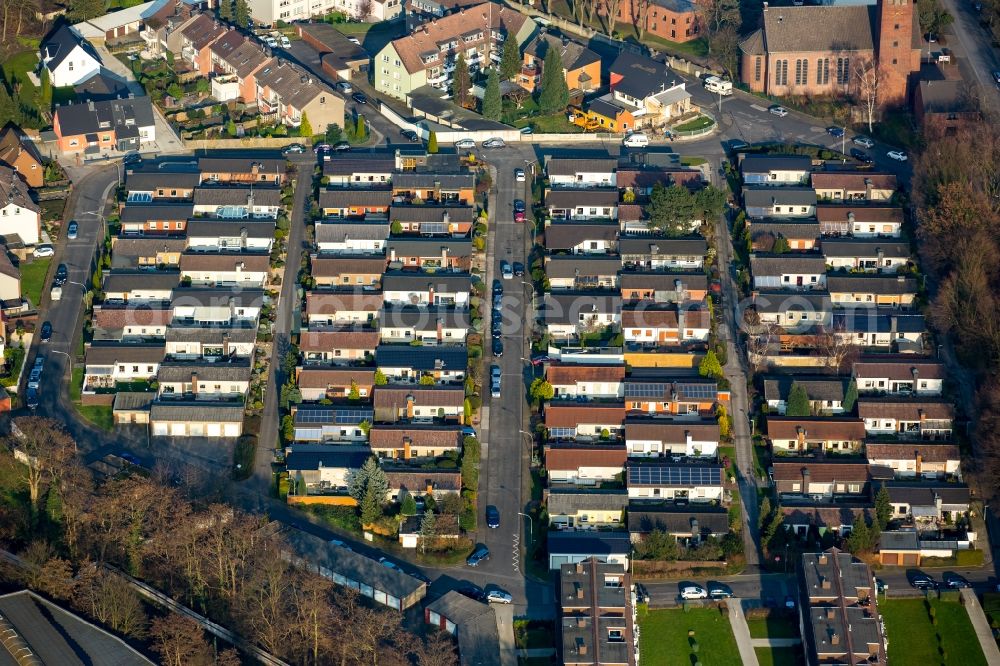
[830, 311, 926, 350]
[111, 237, 186, 270]
[119, 203, 192, 235]
[169, 288, 264, 325]
[92, 304, 172, 341]
[179, 252, 270, 288]
[198, 157, 287, 185]
[164, 324, 256, 359]
[83, 343, 165, 392]
[323, 154, 395, 187]
[381, 272, 471, 307]
[191, 185, 281, 218]
[546, 488, 629, 529]
[545, 402, 626, 440]
[883, 482, 971, 527]
[285, 445, 371, 493]
[385, 469, 462, 501]
[291, 404, 373, 442]
[621, 305, 711, 345]
[545, 443, 627, 485]
[558, 559, 636, 666]
[752, 290, 832, 333]
[125, 172, 200, 202]
[184, 218, 276, 253]
[386, 237, 472, 271]
[624, 418, 720, 458]
[392, 172, 475, 205]
[370, 424, 464, 461]
[156, 360, 251, 401]
[545, 158, 618, 189]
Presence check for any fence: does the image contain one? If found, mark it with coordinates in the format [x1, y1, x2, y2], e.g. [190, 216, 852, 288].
[184, 137, 313, 150]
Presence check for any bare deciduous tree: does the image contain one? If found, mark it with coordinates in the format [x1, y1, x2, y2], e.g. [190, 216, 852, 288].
[854, 56, 886, 133]
[604, 0, 625, 34]
[635, 0, 652, 38]
[414, 630, 459, 666]
[8, 416, 76, 518]
[355, 0, 373, 21]
[74, 567, 148, 638]
[149, 613, 213, 666]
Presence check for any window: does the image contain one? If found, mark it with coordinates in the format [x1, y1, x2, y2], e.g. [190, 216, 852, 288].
[794, 59, 808, 85]
[816, 58, 829, 85]
[836, 57, 849, 84]
[754, 57, 762, 82]
[775, 59, 788, 86]
[608, 629, 624, 642]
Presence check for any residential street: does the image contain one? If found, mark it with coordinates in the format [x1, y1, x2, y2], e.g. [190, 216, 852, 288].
[938, 0, 1000, 112]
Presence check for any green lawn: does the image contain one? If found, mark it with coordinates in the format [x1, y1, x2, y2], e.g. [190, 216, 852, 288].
[680, 156, 708, 166]
[637, 607, 741, 666]
[70, 367, 84, 401]
[514, 112, 584, 134]
[20, 258, 51, 307]
[673, 115, 715, 132]
[981, 592, 1000, 638]
[755, 647, 803, 666]
[746, 614, 800, 639]
[77, 405, 114, 432]
[880, 598, 987, 665]
[3, 51, 40, 103]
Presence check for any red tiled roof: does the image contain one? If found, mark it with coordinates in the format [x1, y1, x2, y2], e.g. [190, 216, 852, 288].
[546, 364, 625, 384]
[295, 367, 376, 389]
[624, 420, 720, 442]
[312, 256, 387, 277]
[370, 426, 462, 449]
[306, 291, 382, 317]
[865, 442, 960, 463]
[810, 172, 897, 191]
[772, 461, 869, 483]
[857, 400, 954, 421]
[544, 444, 626, 471]
[545, 403, 625, 428]
[93, 306, 172, 330]
[299, 329, 380, 352]
[767, 417, 867, 441]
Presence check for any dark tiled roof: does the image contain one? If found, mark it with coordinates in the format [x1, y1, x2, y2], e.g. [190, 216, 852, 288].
[545, 255, 621, 279]
[374, 344, 468, 371]
[157, 360, 252, 383]
[853, 357, 945, 381]
[825, 273, 917, 294]
[524, 34, 601, 72]
[193, 186, 282, 206]
[388, 204, 476, 224]
[319, 188, 393, 208]
[546, 157, 617, 177]
[546, 188, 618, 208]
[627, 505, 729, 534]
[743, 186, 817, 208]
[618, 235, 707, 256]
[86, 343, 166, 366]
[760, 5, 876, 52]
[750, 253, 826, 276]
[762, 376, 848, 403]
[821, 238, 910, 258]
[55, 97, 155, 137]
[741, 155, 812, 173]
[609, 52, 673, 100]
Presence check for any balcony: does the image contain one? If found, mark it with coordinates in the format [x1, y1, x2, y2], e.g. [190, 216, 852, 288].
[427, 72, 449, 86]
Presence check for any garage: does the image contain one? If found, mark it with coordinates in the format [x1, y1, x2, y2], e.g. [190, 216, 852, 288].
[152, 422, 168, 436]
[189, 423, 205, 437]
[207, 423, 222, 437]
[223, 423, 241, 437]
[170, 423, 186, 436]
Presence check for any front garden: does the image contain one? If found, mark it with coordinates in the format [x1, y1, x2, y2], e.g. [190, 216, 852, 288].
[637, 606, 741, 666]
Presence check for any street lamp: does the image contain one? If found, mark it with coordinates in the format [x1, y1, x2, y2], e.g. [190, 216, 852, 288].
[518, 511, 533, 542]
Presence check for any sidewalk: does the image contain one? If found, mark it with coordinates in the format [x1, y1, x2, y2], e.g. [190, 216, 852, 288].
[960, 588, 1000, 664]
[750, 638, 801, 647]
[725, 599, 760, 666]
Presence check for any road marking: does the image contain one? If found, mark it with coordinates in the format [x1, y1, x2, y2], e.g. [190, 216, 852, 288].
[511, 531, 521, 573]
[750, 104, 769, 112]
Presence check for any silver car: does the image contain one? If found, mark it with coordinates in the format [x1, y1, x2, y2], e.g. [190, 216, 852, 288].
[456, 139, 476, 149]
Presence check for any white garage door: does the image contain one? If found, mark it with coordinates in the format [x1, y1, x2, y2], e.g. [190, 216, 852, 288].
[189, 423, 205, 437]
[170, 423, 186, 436]
[223, 423, 240, 437]
[152, 422, 168, 437]
[207, 423, 222, 437]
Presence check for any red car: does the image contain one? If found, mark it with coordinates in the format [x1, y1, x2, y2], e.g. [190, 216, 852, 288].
[513, 199, 526, 223]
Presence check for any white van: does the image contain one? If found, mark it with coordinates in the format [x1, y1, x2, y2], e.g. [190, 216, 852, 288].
[622, 133, 650, 148]
[704, 76, 733, 96]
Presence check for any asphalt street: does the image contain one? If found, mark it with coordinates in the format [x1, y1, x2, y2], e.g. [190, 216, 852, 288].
[940, 0, 1000, 112]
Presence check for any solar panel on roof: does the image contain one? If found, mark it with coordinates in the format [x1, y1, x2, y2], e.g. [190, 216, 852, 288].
[624, 382, 667, 398]
[676, 383, 718, 399]
[420, 223, 448, 233]
[627, 465, 722, 486]
[295, 408, 373, 424]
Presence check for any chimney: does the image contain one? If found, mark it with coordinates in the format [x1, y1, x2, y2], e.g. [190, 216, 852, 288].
[825, 603, 835, 614]
[830, 632, 840, 646]
[403, 436, 411, 460]
[427, 283, 435, 304]
[437, 317, 443, 342]
[911, 366, 919, 389]
[822, 578, 833, 591]
[441, 245, 448, 265]
[191, 372, 198, 395]
[847, 211, 855, 225]
[690, 518, 700, 540]
[578, 642, 588, 656]
[406, 394, 415, 418]
[677, 308, 685, 335]
[442, 210, 450, 228]
[390, 247, 397, 262]
[802, 467, 811, 494]
[763, 1, 768, 8]
[818, 553, 828, 565]
[576, 585, 585, 599]
[864, 178, 873, 200]
[915, 452, 922, 475]
[222, 333, 230, 356]
[88, 100, 95, 111]
[576, 562, 584, 574]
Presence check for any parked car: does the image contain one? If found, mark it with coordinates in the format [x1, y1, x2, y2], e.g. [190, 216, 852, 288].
[491, 319, 502, 339]
[119, 452, 142, 466]
[513, 198, 526, 222]
[708, 582, 734, 599]
[123, 152, 142, 165]
[910, 573, 937, 590]
[466, 545, 490, 566]
[850, 148, 873, 164]
[827, 126, 845, 138]
[33, 245, 54, 258]
[487, 589, 512, 604]
[280, 36, 291, 48]
[352, 92, 368, 104]
[334, 142, 351, 152]
[328, 539, 351, 551]
[491, 377, 501, 398]
[501, 260, 513, 280]
[54, 263, 68, 286]
[622, 133, 649, 148]
[513, 262, 524, 277]
[264, 36, 278, 48]
[348, 37, 361, 45]
[634, 583, 650, 604]
[492, 279, 503, 296]
[680, 585, 708, 600]
[784, 595, 796, 609]
[25, 387, 38, 410]
[282, 143, 306, 155]
[313, 143, 332, 153]
[483, 138, 506, 149]
[39, 321, 52, 342]
[27, 367, 41, 390]
[768, 105, 789, 117]
[486, 505, 500, 528]
[492, 338, 503, 357]
[456, 138, 476, 149]
[514, 168, 526, 182]
[888, 150, 908, 161]
[943, 573, 971, 589]
[853, 136, 875, 148]
[461, 425, 477, 438]
[335, 81, 353, 93]
[401, 129, 420, 142]
[67, 221, 78, 240]
[729, 140, 749, 152]
[458, 585, 487, 602]
[519, 126, 533, 135]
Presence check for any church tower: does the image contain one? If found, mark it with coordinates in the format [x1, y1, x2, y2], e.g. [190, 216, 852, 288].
[876, 0, 917, 105]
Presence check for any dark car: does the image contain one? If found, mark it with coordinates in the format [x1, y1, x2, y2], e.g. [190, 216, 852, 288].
[827, 126, 845, 138]
[466, 545, 490, 566]
[486, 505, 500, 529]
[25, 387, 38, 410]
[352, 92, 368, 104]
[513, 262, 524, 277]
[910, 573, 937, 590]
[67, 221, 79, 240]
[458, 585, 487, 602]
[492, 279, 503, 296]
[850, 148, 873, 164]
[634, 583, 650, 604]
[401, 129, 420, 142]
[943, 573, 971, 589]
[123, 152, 142, 166]
[54, 264, 68, 286]
[492, 319, 502, 338]
[492, 338, 503, 357]
[39, 321, 52, 342]
[708, 582, 734, 599]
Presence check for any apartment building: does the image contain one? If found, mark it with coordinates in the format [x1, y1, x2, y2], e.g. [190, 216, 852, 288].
[559, 558, 637, 666]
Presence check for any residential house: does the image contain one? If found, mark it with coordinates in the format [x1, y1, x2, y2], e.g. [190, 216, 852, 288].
[822, 238, 910, 273]
[812, 173, 897, 202]
[374, 345, 468, 384]
[767, 417, 867, 454]
[604, 0, 701, 44]
[914, 78, 980, 129]
[545, 256, 620, 290]
[520, 34, 601, 94]
[619, 236, 706, 270]
[583, 97, 636, 134]
[865, 441, 961, 480]
[310, 256, 386, 288]
[373, 2, 535, 99]
[0, 124, 44, 188]
[291, 404, 373, 442]
[284, 445, 370, 493]
[782, 505, 874, 539]
[546, 189, 618, 221]
[748, 221, 820, 251]
[373, 385, 466, 423]
[381, 272, 471, 307]
[762, 375, 849, 415]
[603, 52, 693, 130]
[0, 254, 21, 303]
[83, 343, 165, 392]
[743, 187, 817, 218]
[385, 469, 461, 501]
[387, 205, 476, 235]
[772, 459, 871, 499]
[323, 153, 395, 187]
[546, 364, 626, 400]
[208, 35, 270, 104]
[877, 528, 971, 566]
[164, 324, 256, 359]
[558, 559, 636, 666]
[40, 24, 102, 87]
[370, 424, 464, 461]
[626, 461, 724, 501]
[110, 237, 186, 269]
[545, 158, 617, 189]
[119, 203, 192, 235]
[91, 304, 172, 341]
[305, 291, 382, 325]
[249, 0, 402, 25]
[624, 418, 720, 458]
[0, 165, 41, 245]
[191, 186, 281, 218]
[616, 167, 701, 197]
[620, 272, 708, 303]
[740, 155, 812, 185]
[295, 367, 376, 402]
[156, 360, 252, 400]
[319, 189, 393, 219]
[816, 205, 904, 237]
[621, 305, 711, 345]
[627, 505, 730, 544]
[545, 440, 628, 486]
[424, 592, 503, 666]
[297, 22, 382, 76]
[750, 254, 827, 290]
[883, 482, 971, 526]
[404, 0, 486, 30]
[179, 252, 270, 287]
[379, 306, 469, 344]
[298, 328, 379, 364]
[830, 311, 926, 349]
[826, 273, 918, 309]
[177, 13, 226, 75]
[102, 271, 178, 302]
[391, 172, 475, 204]
[548, 532, 631, 570]
[53, 96, 156, 155]
[314, 222, 390, 254]
[546, 488, 629, 530]
[799, 549, 886, 666]
[542, 291, 622, 340]
[853, 357, 945, 395]
[623, 376, 727, 416]
[858, 398, 954, 440]
[544, 223, 620, 255]
[752, 290, 832, 333]
[170, 288, 264, 325]
[185, 219, 276, 252]
[386, 237, 472, 270]
[198, 157, 287, 185]
[545, 403, 626, 440]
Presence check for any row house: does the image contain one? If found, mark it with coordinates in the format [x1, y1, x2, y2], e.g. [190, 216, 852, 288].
[323, 154, 395, 187]
[620, 272, 708, 303]
[557, 559, 635, 664]
[853, 357, 945, 395]
[740, 155, 811, 186]
[311, 256, 385, 288]
[177, 13, 227, 76]
[541, 291, 621, 340]
[111, 237, 186, 269]
[179, 252, 270, 287]
[628, 505, 730, 543]
[884, 483, 971, 527]
[386, 237, 472, 270]
[389, 205, 476, 236]
[198, 157, 287, 185]
[626, 461, 724, 501]
[102, 271, 177, 302]
[381, 272, 471, 307]
[752, 290, 832, 333]
[546, 188, 618, 221]
[92, 304, 171, 341]
[545, 256, 620, 290]
[305, 291, 381, 325]
[621, 305, 711, 345]
[391, 172, 475, 204]
[319, 189, 393, 219]
[616, 167, 702, 197]
[823, 238, 910, 273]
[545, 158, 617, 188]
[772, 459, 872, 499]
[782, 506, 873, 540]
[379, 306, 469, 344]
[545, 403, 626, 440]
[164, 325, 256, 359]
[283, 447, 370, 490]
[750, 254, 827, 290]
[83, 343, 165, 392]
[865, 442, 961, 480]
[831, 311, 926, 350]
[619, 236, 706, 270]
[254, 59, 345, 131]
[125, 172, 200, 202]
[299, 329, 379, 364]
[156, 360, 252, 401]
[546, 364, 626, 400]
[749, 221, 820, 251]
[544, 222, 619, 255]
[369, 424, 464, 461]
[374, 345, 468, 384]
[315, 222, 390, 255]
[826, 273, 918, 308]
[546, 488, 628, 530]
[291, 405, 373, 442]
[624, 376, 727, 416]
[191, 187, 281, 219]
[763, 375, 850, 415]
[624, 418, 720, 458]
[811, 172, 897, 203]
[545, 443, 627, 485]
[209, 34, 270, 104]
[743, 187, 817, 218]
[120, 204, 192, 235]
[185, 219, 276, 252]
[170, 288, 264, 326]
[385, 470, 461, 501]
[858, 398, 954, 440]
[373, 386, 466, 424]
[767, 417, 867, 454]
[817, 206, 903, 237]
[295, 367, 376, 401]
